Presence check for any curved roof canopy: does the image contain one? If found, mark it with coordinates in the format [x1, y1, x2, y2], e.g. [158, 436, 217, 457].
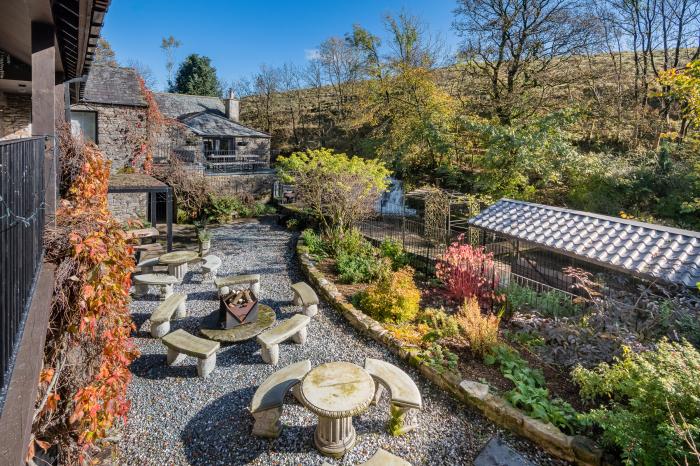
[469, 199, 700, 287]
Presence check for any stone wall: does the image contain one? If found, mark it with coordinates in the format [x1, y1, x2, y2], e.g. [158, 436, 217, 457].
[0, 93, 32, 140]
[205, 172, 276, 198]
[72, 102, 148, 172]
[108, 192, 148, 223]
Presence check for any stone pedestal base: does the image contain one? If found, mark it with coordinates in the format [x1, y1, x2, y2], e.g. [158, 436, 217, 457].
[260, 344, 279, 365]
[314, 416, 356, 458]
[197, 354, 216, 377]
[168, 263, 188, 280]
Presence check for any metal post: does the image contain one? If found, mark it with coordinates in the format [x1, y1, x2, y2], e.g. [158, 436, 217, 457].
[150, 193, 157, 227]
[166, 188, 173, 252]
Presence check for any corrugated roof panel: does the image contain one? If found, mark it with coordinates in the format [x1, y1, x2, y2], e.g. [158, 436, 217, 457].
[469, 199, 700, 287]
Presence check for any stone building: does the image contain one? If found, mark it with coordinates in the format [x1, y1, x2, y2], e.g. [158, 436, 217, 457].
[71, 66, 274, 221]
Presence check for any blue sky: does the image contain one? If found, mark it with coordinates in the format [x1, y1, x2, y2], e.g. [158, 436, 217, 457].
[101, 0, 461, 91]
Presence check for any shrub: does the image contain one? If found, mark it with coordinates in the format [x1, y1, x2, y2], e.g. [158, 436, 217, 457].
[37, 127, 138, 462]
[276, 148, 391, 234]
[301, 229, 328, 258]
[379, 238, 409, 270]
[436, 237, 501, 307]
[571, 339, 700, 465]
[455, 297, 501, 357]
[205, 195, 243, 223]
[486, 345, 580, 433]
[505, 282, 582, 317]
[358, 267, 421, 323]
[336, 253, 388, 284]
[417, 343, 459, 374]
[418, 307, 460, 342]
[328, 228, 372, 257]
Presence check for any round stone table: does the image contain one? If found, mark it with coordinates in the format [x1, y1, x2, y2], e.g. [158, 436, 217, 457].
[158, 251, 200, 280]
[299, 361, 375, 457]
[200, 304, 276, 343]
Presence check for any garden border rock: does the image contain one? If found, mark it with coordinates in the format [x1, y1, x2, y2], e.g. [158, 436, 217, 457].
[296, 239, 604, 466]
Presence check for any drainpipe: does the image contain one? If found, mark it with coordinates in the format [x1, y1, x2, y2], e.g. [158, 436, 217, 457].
[63, 75, 87, 122]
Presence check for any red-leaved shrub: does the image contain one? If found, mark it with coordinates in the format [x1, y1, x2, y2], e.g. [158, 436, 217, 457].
[435, 235, 501, 306]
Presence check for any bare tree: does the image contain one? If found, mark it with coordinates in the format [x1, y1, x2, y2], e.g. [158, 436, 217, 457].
[125, 59, 158, 89]
[453, 0, 595, 124]
[161, 35, 182, 91]
[303, 58, 327, 146]
[279, 63, 305, 147]
[253, 64, 280, 134]
[319, 36, 361, 120]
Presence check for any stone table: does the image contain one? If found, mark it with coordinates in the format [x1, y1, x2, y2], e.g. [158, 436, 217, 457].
[200, 304, 276, 343]
[159, 250, 199, 280]
[299, 361, 375, 458]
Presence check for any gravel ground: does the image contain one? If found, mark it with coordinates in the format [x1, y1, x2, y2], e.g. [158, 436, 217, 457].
[119, 219, 568, 466]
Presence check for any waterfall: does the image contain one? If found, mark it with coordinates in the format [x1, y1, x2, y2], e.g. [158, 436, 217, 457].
[376, 178, 417, 216]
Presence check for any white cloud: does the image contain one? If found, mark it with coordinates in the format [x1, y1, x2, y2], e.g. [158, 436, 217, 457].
[304, 48, 320, 61]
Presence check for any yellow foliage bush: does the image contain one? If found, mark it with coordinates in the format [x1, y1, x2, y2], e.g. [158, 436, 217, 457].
[359, 267, 421, 323]
[385, 322, 431, 346]
[455, 297, 500, 357]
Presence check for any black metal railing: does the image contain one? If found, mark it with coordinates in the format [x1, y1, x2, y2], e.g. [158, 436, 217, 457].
[0, 137, 45, 405]
[203, 150, 270, 174]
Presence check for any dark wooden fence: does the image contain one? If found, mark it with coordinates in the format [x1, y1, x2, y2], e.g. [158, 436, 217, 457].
[0, 137, 45, 409]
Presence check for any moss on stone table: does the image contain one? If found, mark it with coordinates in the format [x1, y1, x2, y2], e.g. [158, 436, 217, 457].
[200, 304, 276, 342]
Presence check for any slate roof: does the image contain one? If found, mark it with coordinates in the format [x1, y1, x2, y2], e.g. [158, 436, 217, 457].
[468, 199, 700, 287]
[153, 93, 226, 119]
[179, 111, 270, 138]
[82, 66, 147, 107]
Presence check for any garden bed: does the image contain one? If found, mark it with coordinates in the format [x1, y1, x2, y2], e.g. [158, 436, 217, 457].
[316, 256, 584, 410]
[297, 239, 603, 465]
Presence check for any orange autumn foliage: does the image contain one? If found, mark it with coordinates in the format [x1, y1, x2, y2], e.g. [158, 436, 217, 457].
[34, 126, 138, 464]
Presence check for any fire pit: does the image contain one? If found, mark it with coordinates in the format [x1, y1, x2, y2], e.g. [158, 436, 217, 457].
[219, 289, 259, 329]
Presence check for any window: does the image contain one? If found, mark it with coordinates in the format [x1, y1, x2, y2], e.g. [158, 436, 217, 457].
[70, 111, 97, 142]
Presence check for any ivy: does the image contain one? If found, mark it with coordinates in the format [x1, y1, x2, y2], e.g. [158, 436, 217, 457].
[32, 126, 138, 464]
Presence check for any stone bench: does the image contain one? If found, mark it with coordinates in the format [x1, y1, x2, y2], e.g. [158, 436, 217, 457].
[364, 358, 422, 435]
[256, 314, 310, 365]
[215, 273, 260, 296]
[161, 329, 219, 378]
[133, 273, 179, 300]
[250, 360, 311, 438]
[322, 448, 411, 466]
[201, 255, 222, 279]
[150, 293, 187, 338]
[137, 257, 160, 274]
[291, 281, 319, 317]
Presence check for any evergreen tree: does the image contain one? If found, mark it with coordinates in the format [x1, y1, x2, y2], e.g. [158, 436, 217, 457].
[170, 54, 222, 96]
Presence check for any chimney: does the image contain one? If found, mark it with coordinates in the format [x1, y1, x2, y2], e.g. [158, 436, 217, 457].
[224, 88, 240, 122]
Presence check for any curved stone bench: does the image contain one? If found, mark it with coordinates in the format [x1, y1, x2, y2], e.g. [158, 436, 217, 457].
[133, 273, 179, 300]
[201, 255, 222, 279]
[250, 359, 311, 438]
[137, 257, 160, 274]
[364, 358, 422, 435]
[321, 448, 411, 466]
[215, 273, 260, 296]
[291, 281, 319, 317]
[150, 293, 187, 338]
[256, 314, 310, 365]
[161, 329, 219, 378]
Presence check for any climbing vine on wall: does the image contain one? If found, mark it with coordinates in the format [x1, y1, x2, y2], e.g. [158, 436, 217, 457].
[124, 77, 172, 173]
[32, 125, 138, 464]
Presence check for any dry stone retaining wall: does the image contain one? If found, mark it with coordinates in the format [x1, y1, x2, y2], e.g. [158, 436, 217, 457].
[0, 93, 32, 140]
[296, 238, 604, 466]
[108, 192, 147, 223]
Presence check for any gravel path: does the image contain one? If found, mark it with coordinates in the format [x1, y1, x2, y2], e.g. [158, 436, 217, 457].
[119, 220, 567, 466]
